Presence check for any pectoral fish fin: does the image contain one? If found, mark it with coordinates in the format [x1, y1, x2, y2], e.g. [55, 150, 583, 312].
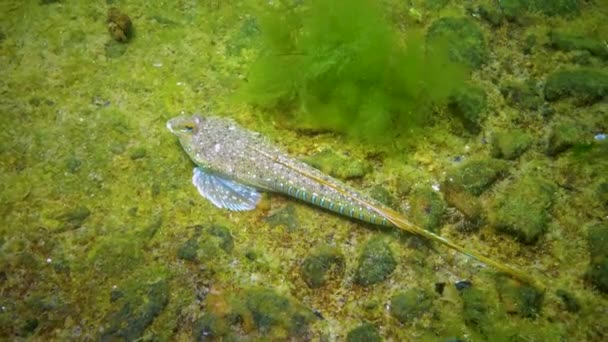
[192, 167, 261, 211]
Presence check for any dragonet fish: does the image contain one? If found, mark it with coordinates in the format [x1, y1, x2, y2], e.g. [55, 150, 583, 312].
[167, 114, 543, 290]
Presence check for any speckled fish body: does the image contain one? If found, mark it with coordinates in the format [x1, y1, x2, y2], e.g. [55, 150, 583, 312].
[167, 115, 391, 225]
[167, 114, 543, 290]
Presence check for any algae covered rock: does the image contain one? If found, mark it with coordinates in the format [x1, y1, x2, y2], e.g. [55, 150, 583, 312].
[355, 237, 396, 286]
[490, 175, 556, 244]
[549, 31, 608, 60]
[100, 279, 169, 341]
[346, 323, 382, 342]
[244, 288, 315, 335]
[300, 245, 345, 288]
[389, 288, 433, 323]
[449, 85, 488, 134]
[459, 287, 491, 333]
[500, 80, 543, 110]
[176, 224, 235, 262]
[546, 120, 586, 156]
[544, 69, 608, 104]
[587, 223, 608, 293]
[426, 17, 488, 69]
[443, 159, 510, 196]
[499, 0, 580, 19]
[408, 186, 446, 232]
[491, 129, 533, 160]
[495, 276, 544, 317]
[303, 149, 371, 180]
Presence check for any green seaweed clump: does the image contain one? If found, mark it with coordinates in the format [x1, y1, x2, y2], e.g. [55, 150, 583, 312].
[238, 0, 467, 146]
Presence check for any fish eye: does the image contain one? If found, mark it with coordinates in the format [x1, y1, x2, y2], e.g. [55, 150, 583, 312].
[180, 124, 194, 133]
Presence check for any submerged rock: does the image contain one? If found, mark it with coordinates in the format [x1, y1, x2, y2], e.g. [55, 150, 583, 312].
[389, 288, 433, 323]
[495, 276, 544, 318]
[544, 69, 608, 104]
[491, 129, 533, 160]
[449, 85, 488, 134]
[107, 7, 133, 43]
[100, 279, 169, 341]
[408, 186, 446, 232]
[587, 223, 608, 293]
[443, 159, 510, 196]
[426, 17, 487, 69]
[549, 31, 608, 60]
[490, 175, 556, 244]
[346, 323, 382, 342]
[546, 120, 586, 156]
[300, 245, 344, 288]
[354, 238, 396, 286]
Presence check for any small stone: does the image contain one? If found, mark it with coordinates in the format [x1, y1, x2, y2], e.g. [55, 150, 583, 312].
[346, 323, 382, 342]
[107, 7, 133, 43]
[354, 237, 396, 286]
[389, 288, 433, 323]
[300, 246, 344, 288]
[490, 175, 556, 244]
[491, 129, 533, 160]
[244, 287, 314, 334]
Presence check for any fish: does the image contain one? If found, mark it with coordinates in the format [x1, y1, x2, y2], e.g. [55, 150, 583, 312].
[167, 114, 544, 290]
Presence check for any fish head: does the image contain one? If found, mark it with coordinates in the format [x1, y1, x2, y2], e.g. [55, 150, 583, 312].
[167, 115, 203, 164]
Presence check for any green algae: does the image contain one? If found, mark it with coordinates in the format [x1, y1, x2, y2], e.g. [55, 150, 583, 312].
[236, 0, 467, 147]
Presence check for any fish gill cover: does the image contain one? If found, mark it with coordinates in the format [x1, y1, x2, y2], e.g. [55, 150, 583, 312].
[236, 0, 468, 147]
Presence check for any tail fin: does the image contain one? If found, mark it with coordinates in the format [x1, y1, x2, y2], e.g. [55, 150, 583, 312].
[375, 206, 545, 291]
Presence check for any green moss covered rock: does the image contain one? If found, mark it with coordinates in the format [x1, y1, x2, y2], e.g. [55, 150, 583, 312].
[495, 276, 544, 317]
[355, 238, 396, 286]
[346, 323, 382, 342]
[491, 129, 533, 160]
[427, 18, 487, 69]
[449, 85, 488, 134]
[389, 288, 433, 323]
[587, 223, 608, 293]
[244, 288, 314, 335]
[544, 69, 608, 104]
[549, 31, 608, 60]
[459, 287, 491, 333]
[101, 279, 169, 341]
[490, 175, 556, 244]
[443, 159, 510, 196]
[300, 246, 344, 288]
[546, 120, 586, 156]
[408, 186, 446, 232]
[500, 80, 543, 110]
[499, 0, 580, 19]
